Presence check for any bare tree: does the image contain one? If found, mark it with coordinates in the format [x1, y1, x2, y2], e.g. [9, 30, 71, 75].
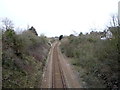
[109, 14, 119, 27]
[1, 17, 14, 30]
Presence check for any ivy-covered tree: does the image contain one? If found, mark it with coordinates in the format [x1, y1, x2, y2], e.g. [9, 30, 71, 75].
[28, 26, 38, 36]
[59, 35, 63, 40]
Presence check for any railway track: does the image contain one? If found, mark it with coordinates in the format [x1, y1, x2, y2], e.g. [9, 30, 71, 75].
[41, 41, 81, 88]
[52, 42, 67, 88]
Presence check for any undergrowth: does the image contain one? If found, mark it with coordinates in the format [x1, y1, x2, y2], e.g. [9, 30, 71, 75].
[60, 27, 120, 88]
[2, 28, 50, 88]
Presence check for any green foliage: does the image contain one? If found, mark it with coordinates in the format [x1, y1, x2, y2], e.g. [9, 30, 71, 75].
[60, 29, 119, 88]
[0, 29, 2, 67]
[2, 28, 50, 88]
[2, 29, 16, 48]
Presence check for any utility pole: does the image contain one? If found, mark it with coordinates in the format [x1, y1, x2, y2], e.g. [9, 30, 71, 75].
[118, 1, 120, 24]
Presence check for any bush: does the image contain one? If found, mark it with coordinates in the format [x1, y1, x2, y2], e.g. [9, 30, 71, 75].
[60, 29, 119, 88]
[2, 28, 50, 88]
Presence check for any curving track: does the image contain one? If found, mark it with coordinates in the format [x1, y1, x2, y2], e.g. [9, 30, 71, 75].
[41, 41, 81, 88]
[52, 42, 67, 88]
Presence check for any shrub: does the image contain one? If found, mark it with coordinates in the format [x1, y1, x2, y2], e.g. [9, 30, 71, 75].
[2, 28, 50, 88]
[60, 29, 119, 88]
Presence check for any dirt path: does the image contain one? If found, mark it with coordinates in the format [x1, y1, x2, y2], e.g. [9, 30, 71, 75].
[41, 41, 81, 88]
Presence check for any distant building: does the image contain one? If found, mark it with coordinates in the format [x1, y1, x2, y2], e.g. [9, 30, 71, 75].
[100, 30, 112, 40]
[101, 37, 106, 40]
[106, 30, 112, 39]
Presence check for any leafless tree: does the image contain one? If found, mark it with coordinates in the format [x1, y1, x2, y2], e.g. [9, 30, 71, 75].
[1, 17, 14, 30]
[109, 14, 119, 27]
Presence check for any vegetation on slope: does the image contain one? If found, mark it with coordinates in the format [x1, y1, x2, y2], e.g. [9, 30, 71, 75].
[60, 27, 120, 88]
[0, 29, 2, 89]
[1, 19, 51, 88]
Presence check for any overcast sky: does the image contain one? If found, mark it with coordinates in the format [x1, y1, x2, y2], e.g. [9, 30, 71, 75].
[0, 0, 119, 37]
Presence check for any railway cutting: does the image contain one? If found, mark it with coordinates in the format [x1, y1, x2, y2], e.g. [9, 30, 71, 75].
[41, 41, 81, 88]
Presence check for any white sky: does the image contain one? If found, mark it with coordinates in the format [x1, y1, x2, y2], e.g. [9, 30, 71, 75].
[0, 0, 119, 37]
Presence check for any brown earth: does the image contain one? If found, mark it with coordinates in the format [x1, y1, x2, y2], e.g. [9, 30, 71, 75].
[41, 41, 81, 88]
